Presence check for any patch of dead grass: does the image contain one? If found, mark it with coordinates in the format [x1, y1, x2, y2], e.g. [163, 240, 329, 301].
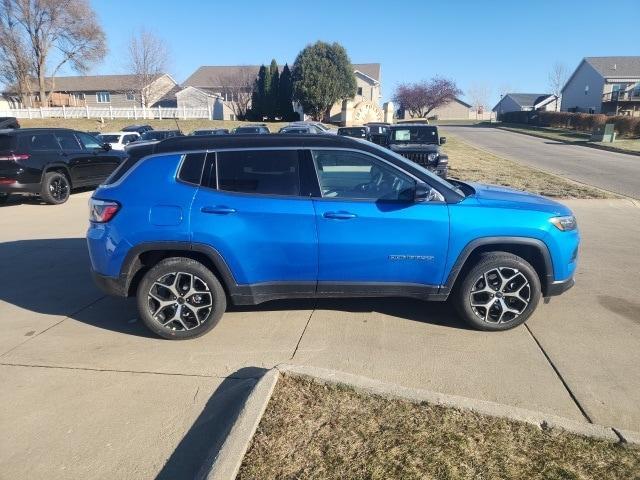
[442, 134, 615, 199]
[238, 375, 640, 480]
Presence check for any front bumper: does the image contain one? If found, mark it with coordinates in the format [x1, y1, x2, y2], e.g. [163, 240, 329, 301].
[92, 270, 128, 297]
[545, 276, 575, 297]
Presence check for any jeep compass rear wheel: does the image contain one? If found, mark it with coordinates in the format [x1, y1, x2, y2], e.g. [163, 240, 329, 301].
[454, 252, 541, 331]
[137, 257, 226, 339]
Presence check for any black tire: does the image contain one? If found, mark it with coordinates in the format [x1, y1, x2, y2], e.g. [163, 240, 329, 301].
[136, 257, 226, 340]
[454, 252, 541, 331]
[0, 193, 9, 205]
[40, 171, 70, 204]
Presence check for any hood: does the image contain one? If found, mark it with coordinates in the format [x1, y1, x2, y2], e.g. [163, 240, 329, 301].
[467, 182, 572, 215]
[389, 143, 439, 152]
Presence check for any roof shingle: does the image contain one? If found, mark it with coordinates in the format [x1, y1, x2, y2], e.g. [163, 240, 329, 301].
[585, 56, 640, 78]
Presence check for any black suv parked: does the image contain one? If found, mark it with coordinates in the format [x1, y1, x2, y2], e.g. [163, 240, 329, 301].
[0, 128, 126, 205]
[387, 124, 448, 178]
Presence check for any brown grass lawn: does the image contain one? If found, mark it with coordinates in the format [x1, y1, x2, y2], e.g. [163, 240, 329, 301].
[498, 124, 640, 154]
[17, 118, 290, 133]
[238, 375, 640, 480]
[442, 134, 615, 199]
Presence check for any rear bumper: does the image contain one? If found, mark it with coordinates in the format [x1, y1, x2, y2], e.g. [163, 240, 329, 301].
[546, 276, 575, 297]
[0, 181, 41, 194]
[92, 270, 128, 297]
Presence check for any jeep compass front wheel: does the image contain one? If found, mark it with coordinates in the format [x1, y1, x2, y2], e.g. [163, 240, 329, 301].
[137, 257, 226, 339]
[454, 252, 541, 331]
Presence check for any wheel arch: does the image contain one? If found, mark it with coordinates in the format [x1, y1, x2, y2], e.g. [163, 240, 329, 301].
[443, 237, 554, 296]
[44, 164, 72, 186]
[120, 242, 237, 297]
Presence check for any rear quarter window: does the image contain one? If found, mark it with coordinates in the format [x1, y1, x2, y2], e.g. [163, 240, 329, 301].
[177, 152, 206, 185]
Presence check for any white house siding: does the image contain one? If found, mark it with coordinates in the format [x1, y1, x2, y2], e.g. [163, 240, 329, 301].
[328, 75, 381, 122]
[561, 61, 606, 113]
[176, 87, 216, 110]
[428, 99, 472, 120]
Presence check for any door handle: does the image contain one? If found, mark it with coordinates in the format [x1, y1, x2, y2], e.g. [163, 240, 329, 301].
[323, 211, 357, 219]
[201, 206, 237, 215]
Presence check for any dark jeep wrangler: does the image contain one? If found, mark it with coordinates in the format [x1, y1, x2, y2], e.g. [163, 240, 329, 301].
[387, 124, 448, 178]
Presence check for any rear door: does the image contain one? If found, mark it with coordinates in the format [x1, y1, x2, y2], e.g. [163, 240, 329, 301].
[310, 149, 450, 293]
[53, 130, 87, 184]
[190, 149, 318, 297]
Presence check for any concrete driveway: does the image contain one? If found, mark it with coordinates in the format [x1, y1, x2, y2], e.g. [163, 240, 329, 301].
[441, 125, 640, 199]
[1, 192, 639, 479]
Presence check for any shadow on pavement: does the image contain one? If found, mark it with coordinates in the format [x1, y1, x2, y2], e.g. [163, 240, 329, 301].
[155, 366, 268, 480]
[0, 237, 469, 336]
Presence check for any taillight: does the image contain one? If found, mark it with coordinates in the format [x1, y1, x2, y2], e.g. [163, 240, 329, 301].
[89, 199, 120, 223]
[0, 153, 30, 161]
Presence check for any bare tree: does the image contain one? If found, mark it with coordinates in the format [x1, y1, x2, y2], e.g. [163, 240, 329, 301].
[10, 0, 106, 106]
[467, 83, 491, 119]
[126, 28, 170, 107]
[548, 62, 568, 111]
[212, 68, 256, 120]
[0, 0, 33, 106]
[392, 77, 462, 118]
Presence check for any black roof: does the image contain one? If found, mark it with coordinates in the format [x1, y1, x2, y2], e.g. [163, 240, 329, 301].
[0, 127, 76, 135]
[149, 133, 364, 154]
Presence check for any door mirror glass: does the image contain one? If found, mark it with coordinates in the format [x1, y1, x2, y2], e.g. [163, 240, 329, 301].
[439, 136, 447, 145]
[415, 182, 444, 202]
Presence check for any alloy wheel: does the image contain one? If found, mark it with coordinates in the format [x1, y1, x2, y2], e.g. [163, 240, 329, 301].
[49, 176, 69, 202]
[147, 272, 213, 331]
[469, 267, 531, 324]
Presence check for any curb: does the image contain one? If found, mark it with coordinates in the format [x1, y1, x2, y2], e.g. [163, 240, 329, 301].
[203, 364, 640, 479]
[203, 369, 279, 480]
[496, 126, 640, 158]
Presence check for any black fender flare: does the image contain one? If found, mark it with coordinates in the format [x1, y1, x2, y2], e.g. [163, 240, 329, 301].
[440, 236, 554, 295]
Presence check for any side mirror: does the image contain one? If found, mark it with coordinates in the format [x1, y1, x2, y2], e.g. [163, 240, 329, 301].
[102, 143, 112, 151]
[414, 182, 444, 203]
[439, 137, 447, 145]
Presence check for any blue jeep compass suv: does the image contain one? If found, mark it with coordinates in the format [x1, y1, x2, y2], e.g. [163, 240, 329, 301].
[87, 134, 579, 339]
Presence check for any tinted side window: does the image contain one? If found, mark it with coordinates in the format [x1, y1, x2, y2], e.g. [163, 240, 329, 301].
[76, 132, 101, 149]
[18, 133, 60, 151]
[55, 132, 82, 151]
[177, 152, 206, 185]
[217, 150, 300, 196]
[312, 150, 414, 201]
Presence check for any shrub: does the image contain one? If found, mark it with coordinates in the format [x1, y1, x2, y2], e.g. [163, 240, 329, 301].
[609, 116, 640, 137]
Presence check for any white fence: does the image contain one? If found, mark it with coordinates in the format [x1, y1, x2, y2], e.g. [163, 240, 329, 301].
[0, 106, 212, 120]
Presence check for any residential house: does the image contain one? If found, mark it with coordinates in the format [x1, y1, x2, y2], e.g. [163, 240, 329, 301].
[398, 97, 475, 121]
[561, 56, 640, 116]
[492, 93, 559, 118]
[4, 74, 178, 109]
[176, 63, 382, 121]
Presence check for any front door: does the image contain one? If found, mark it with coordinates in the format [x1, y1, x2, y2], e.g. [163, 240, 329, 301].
[310, 149, 450, 294]
[190, 149, 318, 298]
[75, 132, 122, 182]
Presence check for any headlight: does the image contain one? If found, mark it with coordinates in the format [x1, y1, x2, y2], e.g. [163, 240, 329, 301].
[427, 152, 438, 162]
[550, 215, 577, 231]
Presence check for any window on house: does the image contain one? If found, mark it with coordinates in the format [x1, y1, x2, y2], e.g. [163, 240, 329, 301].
[357, 87, 363, 96]
[126, 92, 135, 101]
[96, 91, 111, 103]
[584, 85, 589, 95]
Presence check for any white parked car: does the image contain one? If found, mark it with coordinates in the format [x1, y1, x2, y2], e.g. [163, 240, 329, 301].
[97, 132, 140, 151]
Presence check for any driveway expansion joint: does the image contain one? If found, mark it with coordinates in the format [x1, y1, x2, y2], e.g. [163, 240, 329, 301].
[525, 324, 592, 423]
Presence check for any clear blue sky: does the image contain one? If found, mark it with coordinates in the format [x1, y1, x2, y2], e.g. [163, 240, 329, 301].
[88, 0, 640, 106]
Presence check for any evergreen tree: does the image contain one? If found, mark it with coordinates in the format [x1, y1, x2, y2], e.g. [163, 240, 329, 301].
[268, 59, 279, 119]
[278, 64, 296, 121]
[250, 64, 269, 120]
[292, 41, 357, 121]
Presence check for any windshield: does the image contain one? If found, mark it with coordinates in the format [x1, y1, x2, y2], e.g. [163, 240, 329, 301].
[236, 127, 262, 134]
[339, 128, 367, 137]
[390, 126, 439, 144]
[140, 131, 168, 140]
[98, 134, 120, 143]
[357, 139, 463, 195]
